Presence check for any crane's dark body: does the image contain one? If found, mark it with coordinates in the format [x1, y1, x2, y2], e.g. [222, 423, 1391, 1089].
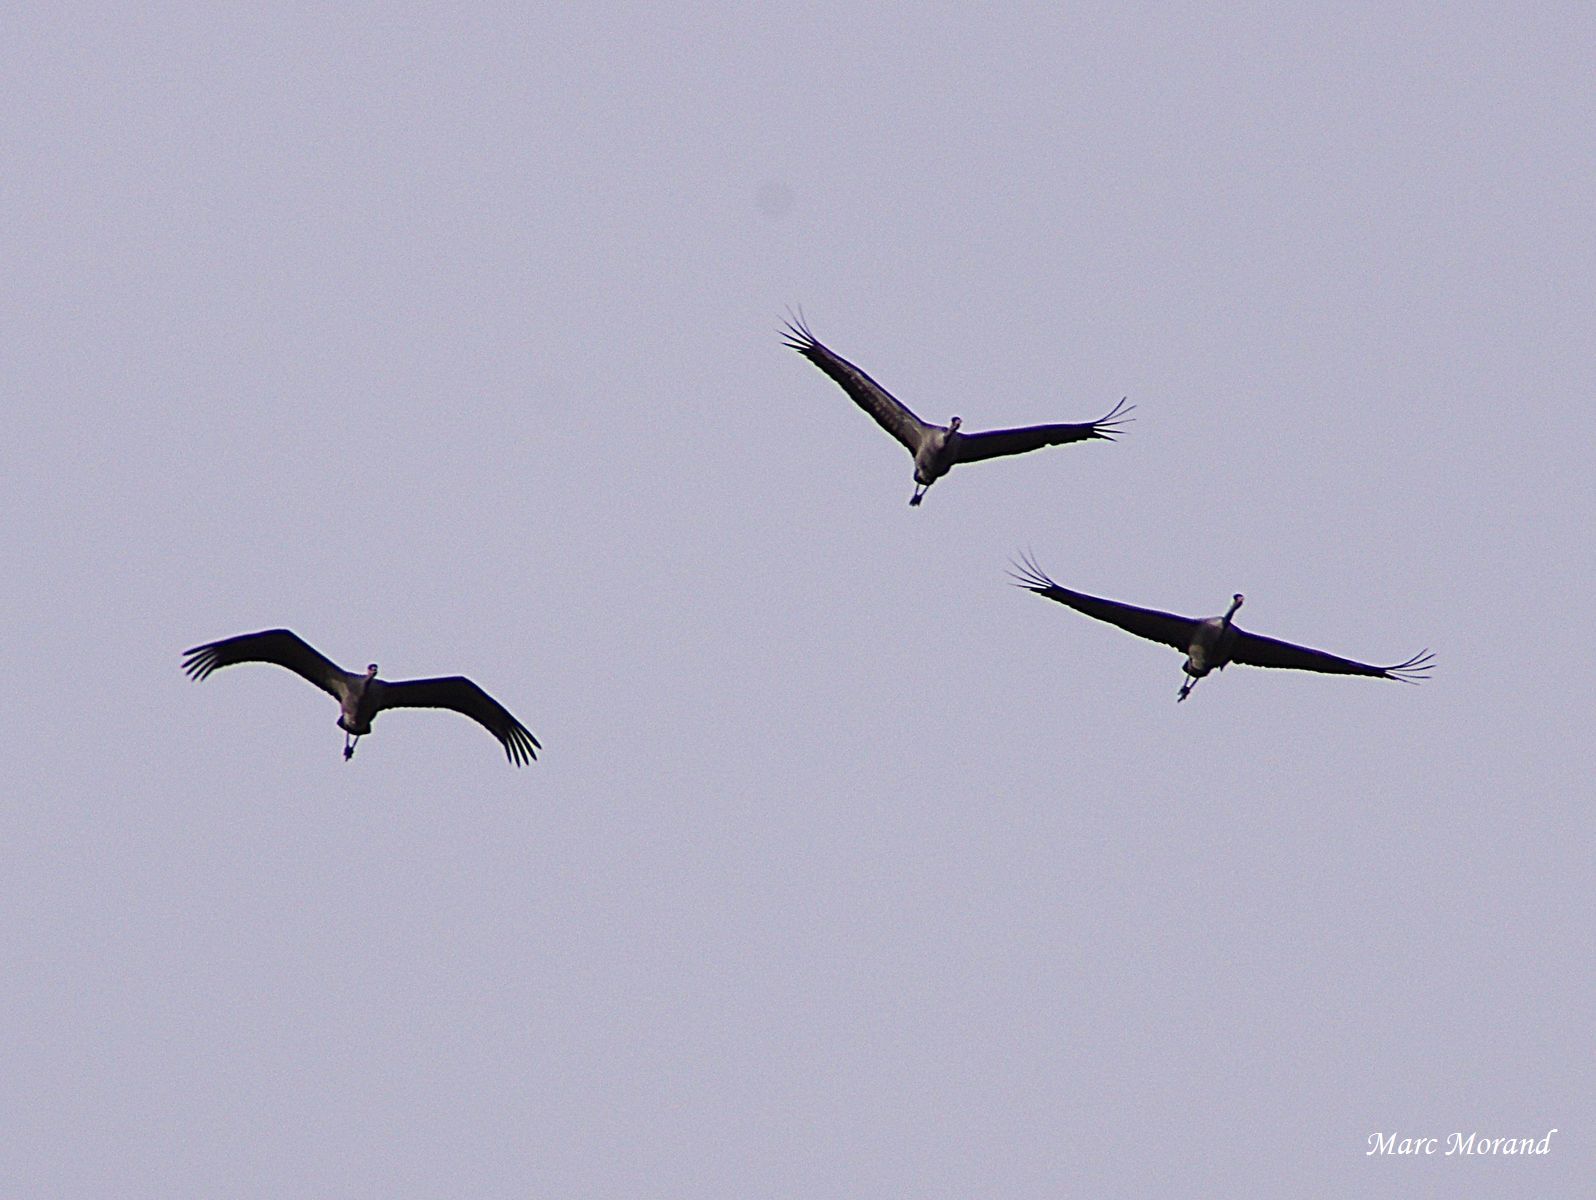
[182, 629, 540, 765]
[1010, 555, 1433, 701]
[782, 317, 1130, 506]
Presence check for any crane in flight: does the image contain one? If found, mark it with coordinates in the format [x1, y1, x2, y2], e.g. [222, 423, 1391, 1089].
[182, 629, 540, 764]
[1010, 554, 1433, 702]
[783, 316, 1130, 506]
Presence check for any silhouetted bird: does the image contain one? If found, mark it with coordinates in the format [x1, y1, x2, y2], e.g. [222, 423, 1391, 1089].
[183, 629, 539, 764]
[1011, 554, 1433, 702]
[783, 316, 1130, 506]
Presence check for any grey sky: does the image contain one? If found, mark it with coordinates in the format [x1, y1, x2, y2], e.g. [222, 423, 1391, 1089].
[5, 4, 1591, 1196]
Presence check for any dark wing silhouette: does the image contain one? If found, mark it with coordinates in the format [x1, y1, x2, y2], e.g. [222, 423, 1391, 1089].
[782, 316, 932, 453]
[956, 397, 1133, 464]
[1009, 554, 1198, 652]
[182, 629, 347, 698]
[1229, 631, 1434, 682]
[375, 676, 541, 765]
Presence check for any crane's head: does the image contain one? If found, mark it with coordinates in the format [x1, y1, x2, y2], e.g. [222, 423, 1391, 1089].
[1228, 594, 1245, 615]
[366, 663, 379, 677]
[948, 415, 962, 431]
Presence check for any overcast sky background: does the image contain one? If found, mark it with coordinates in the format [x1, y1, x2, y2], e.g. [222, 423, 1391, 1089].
[5, 4, 1592, 1197]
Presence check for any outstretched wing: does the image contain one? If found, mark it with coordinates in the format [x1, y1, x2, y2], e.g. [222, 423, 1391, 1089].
[956, 398, 1133, 464]
[375, 676, 541, 766]
[1009, 553, 1197, 652]
[1229, 631, 1434, 682]
[782, 315, 932, 453]
[182, 629, 346, 698]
